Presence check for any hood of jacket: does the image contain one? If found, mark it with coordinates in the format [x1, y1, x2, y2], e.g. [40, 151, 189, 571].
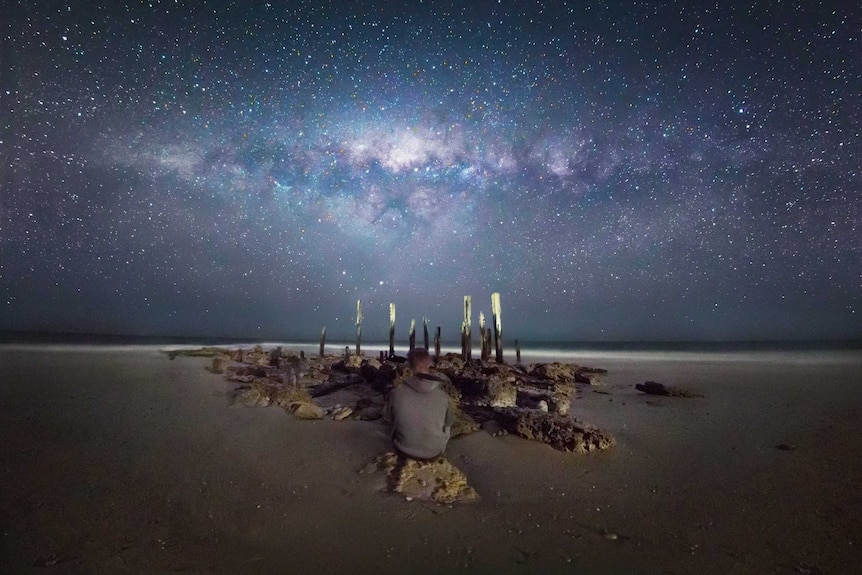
[405, 372, 443, 394]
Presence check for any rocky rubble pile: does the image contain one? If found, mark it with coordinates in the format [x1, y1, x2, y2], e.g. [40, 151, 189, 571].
[168, 346, 617, 503]
[174, 347, 616, 455]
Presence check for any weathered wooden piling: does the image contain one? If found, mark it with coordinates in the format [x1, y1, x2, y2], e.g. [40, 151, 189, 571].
[269, 346, 282, 367]
[355, 299, 363, 355]
[434, 327, 441, 360]
[516, 339, 521, 364]
[479, 312, 491, 362]
[389, 303, 396, 357]
[423, 317, 429, 351]
[409, 319, 416, 351]
[462, 296, 472, 361]
[492, 292, 503, 363]
[319, 325, 326, 357]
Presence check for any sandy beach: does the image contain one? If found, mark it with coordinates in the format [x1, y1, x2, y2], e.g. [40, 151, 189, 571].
[1, 345, 860, 574]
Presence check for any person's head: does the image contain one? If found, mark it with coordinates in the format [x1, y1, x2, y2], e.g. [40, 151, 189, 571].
[407, 347, 432, 372]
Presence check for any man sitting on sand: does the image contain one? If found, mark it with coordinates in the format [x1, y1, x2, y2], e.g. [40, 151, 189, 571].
[389, 348, 455, 460]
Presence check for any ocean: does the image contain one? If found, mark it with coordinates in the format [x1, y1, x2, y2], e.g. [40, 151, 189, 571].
[2, 331, 859, 366]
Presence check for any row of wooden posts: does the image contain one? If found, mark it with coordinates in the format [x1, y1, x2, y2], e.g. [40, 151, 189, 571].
[318, 292, 521, 364]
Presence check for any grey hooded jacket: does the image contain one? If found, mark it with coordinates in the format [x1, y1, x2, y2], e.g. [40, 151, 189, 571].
[390, 373, 455, 459]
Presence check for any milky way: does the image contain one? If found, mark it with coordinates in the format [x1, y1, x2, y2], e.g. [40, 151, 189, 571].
[1, 1, 859, 342]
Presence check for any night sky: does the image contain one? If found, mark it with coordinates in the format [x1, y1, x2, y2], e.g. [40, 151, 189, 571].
[1, 1, 859, 343]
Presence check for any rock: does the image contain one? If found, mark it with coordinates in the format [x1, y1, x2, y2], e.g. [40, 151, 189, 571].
[352, 405, 384, 421]
[330, 406, 354, 420]
[450, 407, 481, 437]
[575, 371, 602, 385]
[481, 419, 505, 436]
[452, 373, 517, 408]
[165, 347, 230, 360]
[493, 408, 615, 453]
[363, 357, 382, 370]
[351, 398, 385, 421]
[635, 381, 704, 398]
[529, 362, 576, 384]
[246, 345, 270, 366]
[231, 365, 268, 379]
[434, 353, 465, 371]
[482, 376, 518, 407]
[370, 452, 479, 504]
[292, 402, 326, 420]
[211, 356, 229, 374]
[273, 386, 312, 409]
[308, 373, 365, 398]
[550, 393, 571, 416]
[360, 362, 395, 393]
[344, 354, 365, 370]
[233, 378, 274, 407]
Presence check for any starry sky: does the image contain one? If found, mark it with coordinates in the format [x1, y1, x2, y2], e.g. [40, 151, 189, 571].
[1, 0, 859, 343]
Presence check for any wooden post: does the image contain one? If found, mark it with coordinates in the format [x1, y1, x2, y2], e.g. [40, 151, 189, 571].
[269, 346, 282, 367]
[409, 319, 416, 351]
[492, 292, 503, 363]
[355, 299, 362, 356]
[344, 346, 349, 359]
[319, 325, 326, 357]
[434, 327, 441, 360]
[423, 317, 429, 351]
[479, 311, 490, 362]
[462, 295, 472, 361]
[515, 339, 521, 364]
[389, 303, 396, 357]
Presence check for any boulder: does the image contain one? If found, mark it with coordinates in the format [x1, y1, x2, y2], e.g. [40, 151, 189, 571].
[434, 353, 465, 371]
[363, 357, 382, 370]
[635, 381, 703, 398]
[292, 402, 326, 420]
[550, 392, 571, 416]
[351, 397, 385, 421]
[360, 362, 395, 392]
[230, 365, 268, 379]
[368, 452, 479, 504]
[211, 356, 229, 374]
[529, 362, 576, 384]
[344, 354, 365, 370]
[450, 372, 516, 408]
[233, 378, 274, 407]
[493, 408, 615, 453]
[273, 386, 313, 410]
[449, 406, 481, 437]
[352, 405, 384, 421]
[575, 371, 602, 385]
[330, 406, 354, 420]
[247, 345, 270, 366]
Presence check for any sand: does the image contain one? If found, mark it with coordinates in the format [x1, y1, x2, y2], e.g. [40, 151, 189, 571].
[1, 345, 860, 574]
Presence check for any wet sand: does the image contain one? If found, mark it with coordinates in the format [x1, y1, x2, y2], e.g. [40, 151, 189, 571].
[1, 346, 860, 574]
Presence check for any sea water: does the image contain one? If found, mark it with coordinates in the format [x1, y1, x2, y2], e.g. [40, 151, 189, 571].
[2, 331, 859, 367]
